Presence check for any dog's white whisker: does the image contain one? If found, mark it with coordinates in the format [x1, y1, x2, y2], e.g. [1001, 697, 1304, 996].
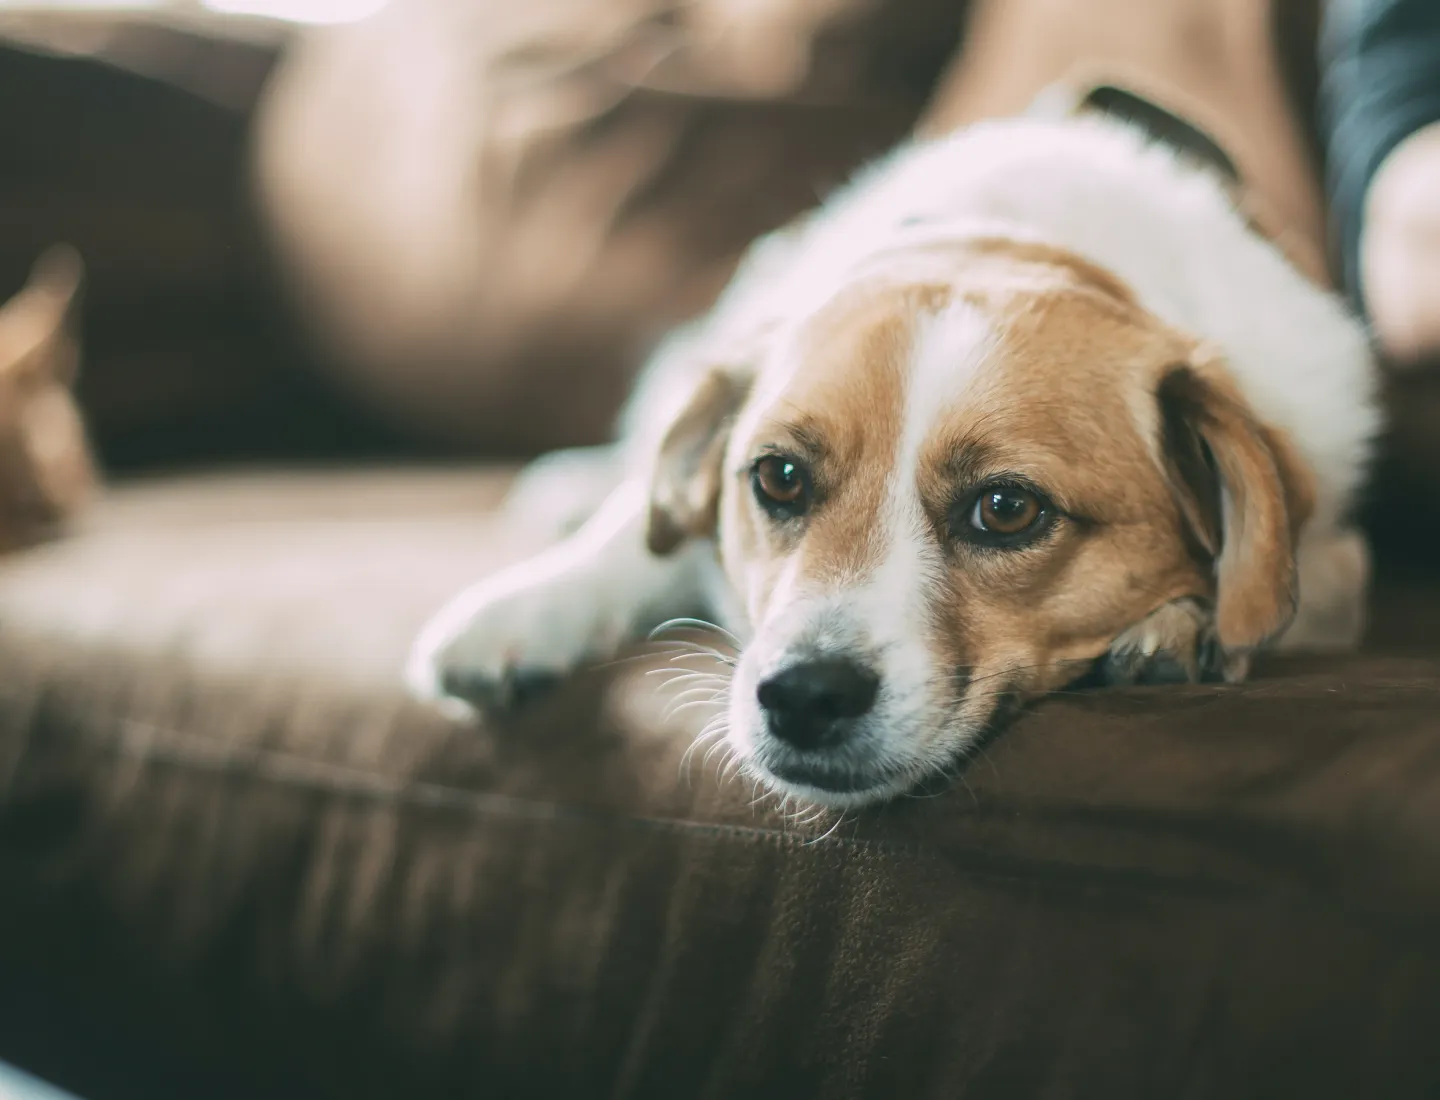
[710, 751, 732, 789]
[699, 709, 730, 733]
[718, 751, 746, 786]
[806, 811, 848, 844]
[654, 671, 730, 718]
[684, 721, 723, 749]
[644, 654, 735, 677]
[678, 722, 727, 782]
[783, 800, 808, 826]
[654, 640, 734, 660]
[696, 710, 729, 732]
[649, 669, 729, 692]
[661, 683, 728, 710]
[648, 618, 742, 648]
[645, 671, 700, 693]
[656, 683, 724, 713]
[702, 738, 731, 770]
[747, 773, 766, 807]
[589, 648, 695, 674]
[667, 698, 728, 721]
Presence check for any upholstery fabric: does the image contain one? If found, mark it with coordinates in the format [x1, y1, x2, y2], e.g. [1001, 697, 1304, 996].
[2, 470, 1440, 1099]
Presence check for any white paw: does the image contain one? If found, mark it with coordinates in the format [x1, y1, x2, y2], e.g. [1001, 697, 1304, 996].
[404, 554, 630, 717]
[1101, 598, 1216, 684]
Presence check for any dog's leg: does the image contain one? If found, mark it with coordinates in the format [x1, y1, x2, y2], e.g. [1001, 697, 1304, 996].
[1096, 525, 1371, 688]
[1274, 525, 1371, 652]
[405, 478, 712, 716]
[500, 444, 623, 540]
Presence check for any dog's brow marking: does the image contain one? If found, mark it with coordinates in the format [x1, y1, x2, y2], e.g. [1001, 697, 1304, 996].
[901, 301, 997, 464]
[756, 420, 828, 465]
[863, 303, 996, 646]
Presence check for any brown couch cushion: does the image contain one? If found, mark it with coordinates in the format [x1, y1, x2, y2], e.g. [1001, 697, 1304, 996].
[2, 469, 1440, 1099]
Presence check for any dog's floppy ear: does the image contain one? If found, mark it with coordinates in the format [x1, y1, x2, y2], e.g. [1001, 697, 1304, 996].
[1157, 355, 1314, 678]
[646, 366, 752, 556]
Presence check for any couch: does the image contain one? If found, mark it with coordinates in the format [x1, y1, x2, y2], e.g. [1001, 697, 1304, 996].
[3, 8, 1440, 1100]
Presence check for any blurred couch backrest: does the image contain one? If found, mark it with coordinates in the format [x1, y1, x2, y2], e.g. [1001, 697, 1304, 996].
[0, 14, 388, 471]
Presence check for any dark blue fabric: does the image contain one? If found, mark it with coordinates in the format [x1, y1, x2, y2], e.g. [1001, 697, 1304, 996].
[0, 1060, 80, 1099]
[1320, 0, 1440, 309]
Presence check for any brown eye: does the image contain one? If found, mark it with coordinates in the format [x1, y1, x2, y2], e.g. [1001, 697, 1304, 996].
[752, 455, 810, 518]
[969, 484, 1045, 538]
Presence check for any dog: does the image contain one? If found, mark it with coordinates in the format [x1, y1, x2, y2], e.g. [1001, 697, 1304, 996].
[406, 93, 1380, 808]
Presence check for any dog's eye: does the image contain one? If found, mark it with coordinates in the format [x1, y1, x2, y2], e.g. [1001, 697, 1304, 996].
[960, 482, 1049, 544]
[974, 487, 1040, 533]
[752, 455, 811, 518]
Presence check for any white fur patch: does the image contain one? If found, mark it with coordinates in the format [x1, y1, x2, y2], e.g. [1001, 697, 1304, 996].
[858, 303, 994, 657]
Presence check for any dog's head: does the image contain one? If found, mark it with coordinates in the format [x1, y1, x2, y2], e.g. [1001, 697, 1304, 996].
[647, 237, 1313, 806]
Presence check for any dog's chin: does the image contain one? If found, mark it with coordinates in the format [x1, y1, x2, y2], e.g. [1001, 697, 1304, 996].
[744, 753, 919, 809]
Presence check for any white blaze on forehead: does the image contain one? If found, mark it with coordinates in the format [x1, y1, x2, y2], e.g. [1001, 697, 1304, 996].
[859, 301, 998, 645]
[899, 300, 998, 468]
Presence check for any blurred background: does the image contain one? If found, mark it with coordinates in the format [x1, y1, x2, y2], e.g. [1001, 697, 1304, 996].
[1, 2, 1439, 1097]
[0, 0, 388, 474]
[0, 0, 1434, 533]
[0, 0, 959, 472]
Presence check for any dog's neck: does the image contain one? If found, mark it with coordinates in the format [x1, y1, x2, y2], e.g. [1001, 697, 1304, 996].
[1074, 84, 1240, 186]
[1048, 79, 1322, 286]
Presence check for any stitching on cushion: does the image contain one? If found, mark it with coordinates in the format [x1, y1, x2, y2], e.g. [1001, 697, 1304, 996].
[109, 715, 900, 856]
[96, 719, 1266, 901]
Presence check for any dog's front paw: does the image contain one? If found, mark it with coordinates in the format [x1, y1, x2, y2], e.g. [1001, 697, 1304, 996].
[1096, 598, 1225, 685]
[405, 562, 629, 717]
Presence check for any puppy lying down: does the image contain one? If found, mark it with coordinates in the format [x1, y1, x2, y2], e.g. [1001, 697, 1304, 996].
[407, 100, 1380, 808]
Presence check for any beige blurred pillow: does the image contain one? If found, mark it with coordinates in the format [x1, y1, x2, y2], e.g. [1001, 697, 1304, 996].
[251, 0, 931, 454]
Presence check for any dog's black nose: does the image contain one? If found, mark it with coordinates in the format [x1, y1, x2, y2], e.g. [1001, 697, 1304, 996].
[757, 659, 879, 750]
